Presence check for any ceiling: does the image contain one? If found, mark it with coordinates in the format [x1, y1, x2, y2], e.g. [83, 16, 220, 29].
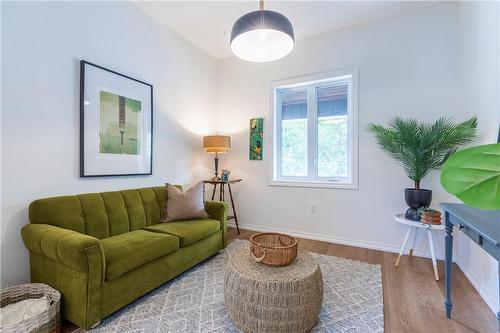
[134, 1, 432, 59]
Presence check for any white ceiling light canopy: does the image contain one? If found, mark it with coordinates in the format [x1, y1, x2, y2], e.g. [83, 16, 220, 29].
[230, 0, 295, 62]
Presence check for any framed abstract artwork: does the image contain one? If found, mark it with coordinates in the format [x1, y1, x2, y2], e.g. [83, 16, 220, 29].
[249, 118, 263, 160]
[80, 61, 153, 177]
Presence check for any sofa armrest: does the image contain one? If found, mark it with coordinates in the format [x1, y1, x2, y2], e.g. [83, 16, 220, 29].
[22, 223, 105, 328]
[205, 201, 228, 247]
[21, 224, 105, 275]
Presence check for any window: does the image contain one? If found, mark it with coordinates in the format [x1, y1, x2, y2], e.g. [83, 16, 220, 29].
[270, 70, 358, 189]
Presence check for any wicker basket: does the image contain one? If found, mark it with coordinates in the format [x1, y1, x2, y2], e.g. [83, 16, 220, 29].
[250, 232, 298, 266]
[0, 283, 61, 333]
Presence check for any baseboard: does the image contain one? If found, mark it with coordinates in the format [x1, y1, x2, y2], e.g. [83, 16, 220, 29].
[228, 222, 447, 261]
[455, 255, 499, 315]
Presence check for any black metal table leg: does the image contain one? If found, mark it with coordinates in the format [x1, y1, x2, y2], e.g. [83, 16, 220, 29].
[227, 183, 240, 235]
[211, 183, 217, 201]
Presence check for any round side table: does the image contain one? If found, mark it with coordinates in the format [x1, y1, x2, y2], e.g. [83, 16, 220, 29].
[203, 179, 242, 234]
[224, 247, 323, 333]
[394, 214, 444, 280]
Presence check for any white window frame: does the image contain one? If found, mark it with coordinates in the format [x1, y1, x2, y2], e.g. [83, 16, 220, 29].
[269, 69, 359, 189]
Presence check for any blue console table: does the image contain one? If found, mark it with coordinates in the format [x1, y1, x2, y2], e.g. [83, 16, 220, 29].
[441, 203, 500, 324]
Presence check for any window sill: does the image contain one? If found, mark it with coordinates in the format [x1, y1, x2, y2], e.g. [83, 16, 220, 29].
[269, 179, 358, 190]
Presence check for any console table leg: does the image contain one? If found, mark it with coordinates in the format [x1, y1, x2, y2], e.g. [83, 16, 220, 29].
[427, 229, 439, 281]
[396, 227, 412, 267]
[444, 213, 453, 318]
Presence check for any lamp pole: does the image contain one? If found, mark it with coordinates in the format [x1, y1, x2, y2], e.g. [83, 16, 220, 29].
[214, 152, 219, 179]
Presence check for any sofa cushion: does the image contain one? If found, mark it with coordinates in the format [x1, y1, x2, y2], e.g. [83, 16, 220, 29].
[101, 230, 179, 280]
[144, 218, 220, 247]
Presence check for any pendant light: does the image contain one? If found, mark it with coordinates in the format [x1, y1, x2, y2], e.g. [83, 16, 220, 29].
[230, 0, 295, 62]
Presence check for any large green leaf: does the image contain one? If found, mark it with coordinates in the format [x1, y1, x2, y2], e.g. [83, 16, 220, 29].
[440, 143, 500, 210]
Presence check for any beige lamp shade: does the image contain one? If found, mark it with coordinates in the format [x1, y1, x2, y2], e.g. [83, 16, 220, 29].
[203, 135, 231, 153]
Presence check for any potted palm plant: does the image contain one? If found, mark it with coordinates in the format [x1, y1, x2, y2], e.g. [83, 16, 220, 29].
[368, 116, 477, 220]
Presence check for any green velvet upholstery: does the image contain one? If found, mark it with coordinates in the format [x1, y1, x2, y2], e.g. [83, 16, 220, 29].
[101, 231, 223, 318]
[101, 230, 179, 280]
[21, 224, 105, 327]
[205, 201, 229, 248]
[22, 186, 227, 329]
[22, 224, 105, 273]
[28, 186, 167, 239]
[144, 218, 220, 247]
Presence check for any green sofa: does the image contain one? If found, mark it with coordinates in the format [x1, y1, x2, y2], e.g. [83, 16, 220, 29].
[21, 186, 228, 329]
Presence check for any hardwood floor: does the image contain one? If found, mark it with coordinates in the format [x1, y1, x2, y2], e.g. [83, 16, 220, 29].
[64, 227, 498, 332]
[228, 228, 499, 333]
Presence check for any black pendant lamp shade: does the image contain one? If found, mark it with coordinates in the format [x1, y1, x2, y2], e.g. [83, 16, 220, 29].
[230, 5, 295, 62]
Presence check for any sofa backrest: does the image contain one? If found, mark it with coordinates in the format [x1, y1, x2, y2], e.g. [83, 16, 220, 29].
[29, 186, 167, 239]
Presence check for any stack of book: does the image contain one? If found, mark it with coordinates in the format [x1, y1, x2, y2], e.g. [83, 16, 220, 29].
[421, 209, 442, 225]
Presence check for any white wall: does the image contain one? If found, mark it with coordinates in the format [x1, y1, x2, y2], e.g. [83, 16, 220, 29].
[216, 2, 499, 313]
[454, 1, 500, 314]
[1, 1, 217, 285]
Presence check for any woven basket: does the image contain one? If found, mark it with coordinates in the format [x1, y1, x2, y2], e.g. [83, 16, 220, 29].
[250, 232, 298, 266]
[0, 283, 61, 333]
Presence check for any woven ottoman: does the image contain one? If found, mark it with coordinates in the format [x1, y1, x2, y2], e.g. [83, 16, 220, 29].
[224, 247, 323, 333]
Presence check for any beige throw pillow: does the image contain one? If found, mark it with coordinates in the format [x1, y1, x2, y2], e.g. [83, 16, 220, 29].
[163, 182, 208, 221]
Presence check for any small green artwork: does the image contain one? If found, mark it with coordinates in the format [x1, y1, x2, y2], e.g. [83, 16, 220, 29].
[99, 90, 141, 155]
[249, 118, 263, 160]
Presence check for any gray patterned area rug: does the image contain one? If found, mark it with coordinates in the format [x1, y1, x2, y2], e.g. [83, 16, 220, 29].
[88, 239, 384, 333]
